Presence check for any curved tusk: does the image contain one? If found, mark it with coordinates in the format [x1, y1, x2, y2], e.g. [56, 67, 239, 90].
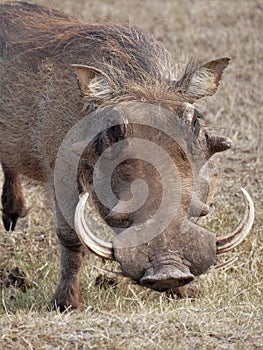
[74, 192, 115, 260]
[210, 256, 239, 271]
[216, 188, 254, 255]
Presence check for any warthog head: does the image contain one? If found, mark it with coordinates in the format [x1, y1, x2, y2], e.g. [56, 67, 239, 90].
[60, 58, 255, 292]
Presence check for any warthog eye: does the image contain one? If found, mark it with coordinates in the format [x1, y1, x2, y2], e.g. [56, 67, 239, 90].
[95, 125, 126, 156]
[109, 125, 123, 142]
[191, 116, 200, 137]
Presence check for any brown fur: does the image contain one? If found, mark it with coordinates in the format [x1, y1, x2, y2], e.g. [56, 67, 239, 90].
[0, 2, 230, 310]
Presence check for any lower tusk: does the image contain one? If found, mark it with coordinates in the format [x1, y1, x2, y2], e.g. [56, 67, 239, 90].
[216, 188, 254, 255]
[210, 256, 239, 271]
[74, 192, 115, 260]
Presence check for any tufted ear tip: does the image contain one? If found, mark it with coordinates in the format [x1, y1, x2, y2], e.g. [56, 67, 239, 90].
[188, 57, 230, 99]
[174, 57, 231, 100]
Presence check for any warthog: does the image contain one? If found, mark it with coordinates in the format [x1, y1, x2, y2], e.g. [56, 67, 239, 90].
[0, 2, 254, 311]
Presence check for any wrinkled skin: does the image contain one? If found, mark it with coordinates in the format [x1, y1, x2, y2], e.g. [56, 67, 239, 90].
[0, 2, 236, 311]
[76, 105, 218, 291]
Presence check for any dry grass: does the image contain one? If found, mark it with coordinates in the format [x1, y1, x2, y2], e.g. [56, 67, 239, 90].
[0, 0, 262, 349]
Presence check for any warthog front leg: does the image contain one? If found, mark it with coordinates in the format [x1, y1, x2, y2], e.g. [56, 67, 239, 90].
[50, 200, 87, 312]
[50, 244, 86, 312]
[1, 163, 28, 231]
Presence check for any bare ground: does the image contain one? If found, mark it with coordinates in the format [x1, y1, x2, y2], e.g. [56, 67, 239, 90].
[0, 0, 262, 349]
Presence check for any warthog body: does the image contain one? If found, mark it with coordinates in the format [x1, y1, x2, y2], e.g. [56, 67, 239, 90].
[0, 2, 254, 311]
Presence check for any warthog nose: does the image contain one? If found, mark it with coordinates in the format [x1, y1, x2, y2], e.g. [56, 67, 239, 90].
[140, 265, 194, 291]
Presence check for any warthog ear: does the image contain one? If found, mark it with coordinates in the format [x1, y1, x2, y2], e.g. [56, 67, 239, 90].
[176, 57, 230, 100]
[71, 64, 112, 100]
